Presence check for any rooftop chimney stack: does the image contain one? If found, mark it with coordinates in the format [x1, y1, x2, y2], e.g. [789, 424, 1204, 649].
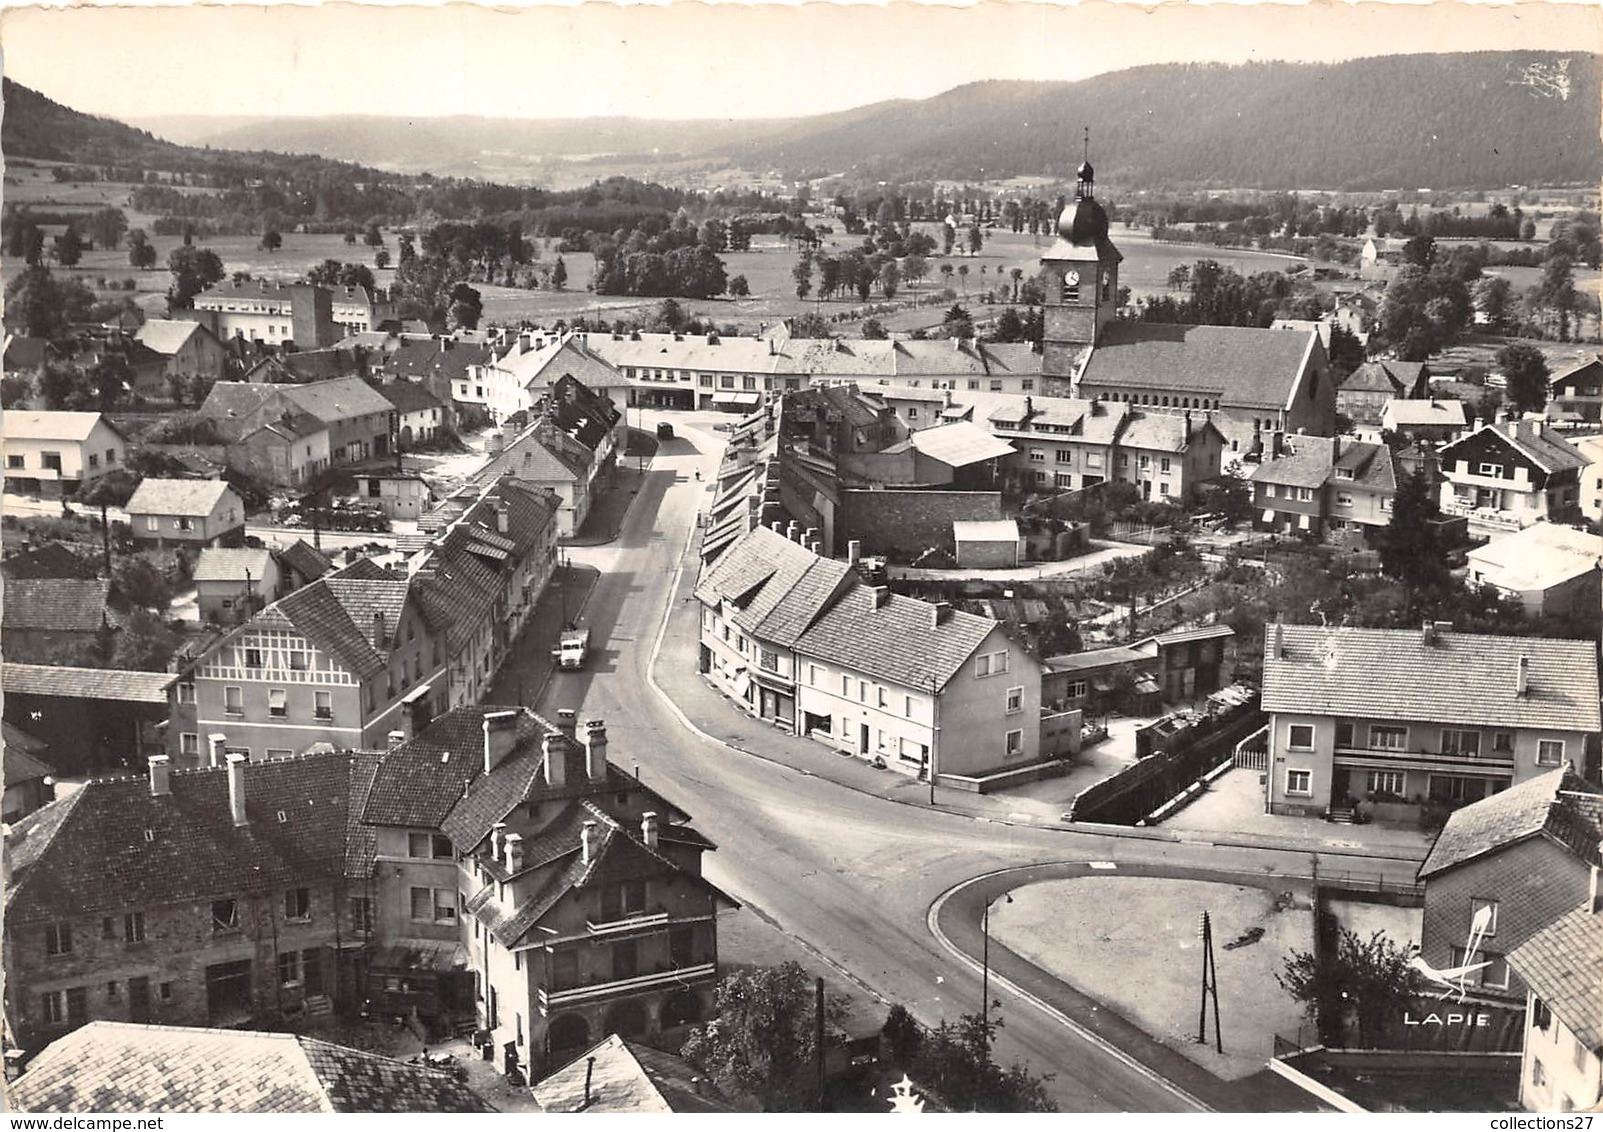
[148, 754, 171, 797]
[787, 521, 800, 543]
[581, 820, 598, 864]
[582, 720, 608, 781]
[542, 732, 567, 788]
[482, 710, 520, 775]
[1517, 655, 1530, 697]
[373, 611, 387, 645]
[1422, 620, 1437, 646]
[641, 811, 659, 850]
[491, 822, 507, 860]
[208, 733, 227, 769]
[387, 730, 406, 750]
[771, 521, 784, 534]
[504, 831, 524, 873]
[226, 752, 248, 827]
[872, 586, 890, 609]
[1273, 622, 1286, 660]
[496, 505, 509, 535]
[931, 601, 952, 628]
[848, 540, 862, 565]
[557, 709, 578, 741]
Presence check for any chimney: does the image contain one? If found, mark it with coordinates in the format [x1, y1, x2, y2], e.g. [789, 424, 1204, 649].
[1531, 420, 1543, 438]
[1421, 620, 1437, 646]
[1184, 411, 1193, 445]
[771, 521, 784, 534]
[1516, 655, 1530, 697]
[1273, 622, 1286, 660]
[504, 831, 524, 873]
[557, 708, 578, 741]
[848, 540, 862, 565]
[208, 733, 227, 769]
[787, 521, 800, 543]
[490, 822, 507, 860]
[496, 505, 509, 535]
[641, 811, 659, 850]
[804, 527, 818, 547]
[148, 754, 171, 797]
[542, 732, 567, 788]
[226, 752, 248, 827]
[581, 820, 598, 864]
[482, 710, 520, 775]
[872, 586, 890, 609]
[373, 610, 387, 645]
[519, 332, 532, 354]
[582, 720, 608, 781]
[931, 601, 952, 628]
[387, 730, 406, 750]
[1025, 395, 1034, 416]
[810, 541, 822, 556]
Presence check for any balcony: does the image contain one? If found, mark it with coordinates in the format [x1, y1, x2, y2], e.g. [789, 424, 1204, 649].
[538, 961, 716, 1008]
[585, 910, 669, 937]
[1332, 744, 1513, 774]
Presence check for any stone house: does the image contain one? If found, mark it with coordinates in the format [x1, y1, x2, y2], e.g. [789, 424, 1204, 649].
[125, 479, 246, 550]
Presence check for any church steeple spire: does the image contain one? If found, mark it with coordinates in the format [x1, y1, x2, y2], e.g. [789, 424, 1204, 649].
[1076, 127, 1095, 200]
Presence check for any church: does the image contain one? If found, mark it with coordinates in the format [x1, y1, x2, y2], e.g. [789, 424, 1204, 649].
[1036, 157, 1337, 466]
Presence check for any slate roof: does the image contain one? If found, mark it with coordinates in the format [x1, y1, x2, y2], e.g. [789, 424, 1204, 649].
[378, 381, 444, 416]
[3, 750, 377, 925]
[1507, 906, 1603, 1051]
[532, 1034, 735, 1113]
[694, 526, 853, 648]
[3, 411, 117, 442]
[1, 578, 110, 632]
[134, 319, 209, 356]
[795, 585, 998, 692]
[5, 1022, 491, 1113]
[276, 538, 335, 582]
[1418, 769, 1602, 878]
[1, 542, 100, 581]
[1, 662, 175, 703]
[193, 548, 274, 583]
[1381, 398, 1468, 428]
[1079, 322, 1318, 411]
[126, 477, 235, 518]
[1261, 624, 1601, 733]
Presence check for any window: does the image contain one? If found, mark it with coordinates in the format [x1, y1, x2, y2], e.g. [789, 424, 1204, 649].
[314, 691, 333, 720]
[278, 950, 303, 986]
[176, 517, 195, 532]
[905, 695, 914, 718]
[40, 988, 86, 1027]
[808, 665, 819, 686]
[1470, 898, 1499, 937]
[1160, 458, 1171, 473]
[410, 887, 432, 921]
[1491, 731, 1513, 754]
[1159, 482, 1171, 497]
[975, 651, 1008, 678]
[1066, 679, 1088, 700]
[1369, 725, 1408, 751]
[145, 515, 160, 532]
[88, 453, 99, 469]
[613, 938, 640, 979]
[5, 454, 23, 469]
[106, 448, 116, 466]
[40, 451, 62, 472]
[1139, 455, 1150, 470]
[1335, 492, 1354, 507]
[1441, 729, 1480, 758]
[45, 922, 72, 956]
[180, 732, 199, 757]
[623, 879, 647, 915]
[1334, 721, 1355, 748]
[268, 688, 288, 718]
[1478, 462, 1504, 478]
[224, 686, 244, 716]
[1028, 449, 1045, 464]
[1538, 739, 1565, 766]
[840, 674, 850, 696]
[284, 888, 311, 921]
[212, 899, 239, 933]
[1287, 724, 1314, 750]
[1005, 729, 1024, 757]
[877, 686, 889, 709]
[177, 682, 196, 704]
[1366, 770, 1405, 798]
[123, 912, 145, 944]
[1006, 686, 1024, 715]
[1453, 947, 1509, 989]
[1285, 769, 1313, 797]
[759, 647, 780, 673]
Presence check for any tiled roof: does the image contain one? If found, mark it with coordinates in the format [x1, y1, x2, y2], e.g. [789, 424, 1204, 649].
[1341, 361, 1415, 395]
[126, 477, 235, 518]
[470, 427, 584, 487]
[795, 585, 998, 692]
[4, 750, 375, 925]
[1507, 906, 1603, 1051]
[377, 381, 444, 415]
[3, 411, 117, 442]
[1079, 322, 1317, 411]
[268, 561, 416, 680]
[1441, 420, 1588, 475]
[134, 319, 208, 356]
[1, 542, 100, 581]
[276, 538, 335, 582]
[1, 662, 175, 703]
[362, 705, 545, 830]
[694, 526, 852, 647]
[532, 1034, 735, 1113]
[1249, 437, 1396, 494]
[1, 578, 109, 632]
[1419, 769, 1601, 878]
[1261, 624, 1601, 733]
[5, 1022, 491, 1113]
[199, 381, 282, 424]
[193, 547, 274, 583]
[1117, 411, 1217, 454]
[280, 377, 396, 425]
[1381, 398, 1467, 427]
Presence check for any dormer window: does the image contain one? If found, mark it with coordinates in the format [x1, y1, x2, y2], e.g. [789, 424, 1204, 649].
[1335, 468, 1354, 480]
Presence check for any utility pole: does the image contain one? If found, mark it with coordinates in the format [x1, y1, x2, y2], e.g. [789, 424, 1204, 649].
[815, 977, 826, 1112]
[1197, 911, 1223, 1053]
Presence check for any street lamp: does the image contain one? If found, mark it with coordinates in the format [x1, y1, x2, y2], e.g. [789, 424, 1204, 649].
[981, 891, 1013, 1054]
[927, 671, 940, 805]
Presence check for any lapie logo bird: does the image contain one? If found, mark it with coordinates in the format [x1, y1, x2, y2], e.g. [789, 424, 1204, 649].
[1408, 904, 1495, 1002]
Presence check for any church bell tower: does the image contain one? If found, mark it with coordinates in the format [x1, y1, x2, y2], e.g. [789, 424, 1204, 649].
[1040, 131, 1122, 386]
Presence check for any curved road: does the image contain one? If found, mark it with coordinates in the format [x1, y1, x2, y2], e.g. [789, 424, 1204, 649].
[536, 412, 1415, 1112]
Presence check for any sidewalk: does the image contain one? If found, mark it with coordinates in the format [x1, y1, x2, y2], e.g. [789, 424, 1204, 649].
[484, 564, 600, 708]
[560, 466, 648, 548]
[654, 532, 1429, 864]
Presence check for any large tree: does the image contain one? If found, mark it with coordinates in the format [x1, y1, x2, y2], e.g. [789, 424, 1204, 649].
[4, 268, 95, 339]
[680, 963, 847, 1112]
[1380, 467, 1448, 593]
[1277, 928, 1418, 1047]
[167, 245, 225, 310]
[1498, 342, 1551, 416]
[886, 1009, 1057, 1113]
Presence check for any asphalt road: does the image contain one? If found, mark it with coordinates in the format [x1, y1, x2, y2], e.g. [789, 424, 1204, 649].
[536, 410, 1416, 1112]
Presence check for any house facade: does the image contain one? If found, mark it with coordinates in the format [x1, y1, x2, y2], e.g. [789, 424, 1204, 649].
[1416, 770, 1603, 1007]
[134, 320, 228, 389]
[1249, 436, 1398, 542]
[1438, 420, 1587, 534]
[1259, 623, 1600, 819]
[1547, 357, 1603, 425]
[1, 750, 377, 1053]
[125, 479, 247, 550]
[378, 381, 450, 448]
[200, 378, 397, 484]
[1, 412, 128, 498]
[1509, 900, 1603, 1112]
[193, 547, 281, 624]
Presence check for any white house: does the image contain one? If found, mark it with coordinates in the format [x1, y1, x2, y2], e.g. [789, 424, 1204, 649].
[2, 412, 129, 497]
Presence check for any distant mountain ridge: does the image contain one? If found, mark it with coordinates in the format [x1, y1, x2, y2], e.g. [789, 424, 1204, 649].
[16, 51, 1603, 191]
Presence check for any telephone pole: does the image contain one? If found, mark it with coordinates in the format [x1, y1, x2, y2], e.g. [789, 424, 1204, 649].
[1197, 911, 1223, 1053]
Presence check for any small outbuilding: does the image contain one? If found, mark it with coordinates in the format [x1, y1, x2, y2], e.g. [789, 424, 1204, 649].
[952, 519, 1024, 569]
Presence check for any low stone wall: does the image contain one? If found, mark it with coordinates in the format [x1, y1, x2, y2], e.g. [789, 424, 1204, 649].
[839, 489, 1003, 560]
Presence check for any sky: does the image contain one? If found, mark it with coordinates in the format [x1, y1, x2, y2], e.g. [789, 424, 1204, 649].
[0, 1, 1598, 122]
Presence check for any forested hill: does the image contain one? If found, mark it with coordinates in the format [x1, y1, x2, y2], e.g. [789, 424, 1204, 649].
[727, 52, 1600, 189]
